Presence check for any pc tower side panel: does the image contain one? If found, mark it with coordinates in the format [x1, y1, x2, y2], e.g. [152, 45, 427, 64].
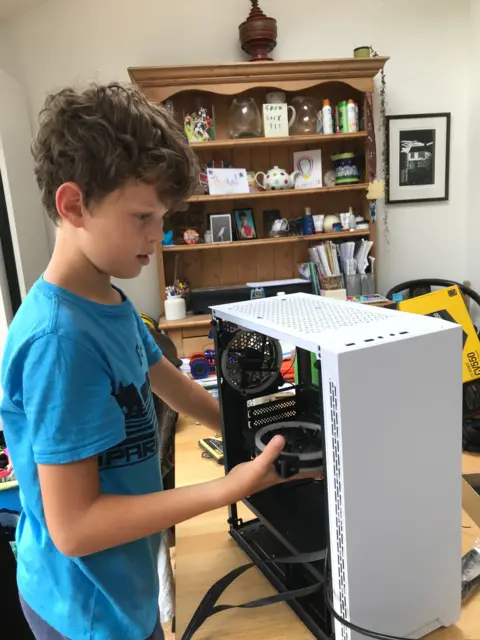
[323, 326, 462, 640]
[321, 348, 351, 640]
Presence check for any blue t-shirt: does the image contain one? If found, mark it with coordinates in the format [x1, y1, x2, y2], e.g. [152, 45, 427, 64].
[0, 277, 164, 639]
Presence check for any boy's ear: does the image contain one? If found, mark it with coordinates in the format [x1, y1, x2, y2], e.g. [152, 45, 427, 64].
[55, 182, 86, 228]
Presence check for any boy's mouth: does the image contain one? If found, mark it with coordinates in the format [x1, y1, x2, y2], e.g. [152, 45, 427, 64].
[137, 254, 150, 266]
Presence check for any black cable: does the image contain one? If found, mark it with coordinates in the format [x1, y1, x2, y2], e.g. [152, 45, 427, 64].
[324, 547, 411, 640]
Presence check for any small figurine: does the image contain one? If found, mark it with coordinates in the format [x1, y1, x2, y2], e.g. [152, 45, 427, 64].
[183, 229, 199, 245]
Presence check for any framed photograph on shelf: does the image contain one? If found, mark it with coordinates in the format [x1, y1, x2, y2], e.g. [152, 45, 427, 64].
[387, 113, 450, 204]
[233, 208, 257, 240]
[210, 213, 233, 244]
[262, 209, 282, 236]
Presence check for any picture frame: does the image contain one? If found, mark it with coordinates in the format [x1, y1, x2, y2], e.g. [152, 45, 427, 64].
[386, 113, 451, 204]
[293, 149, 323, 189]
[262, 209, 282, 235]
[233, 208, 257, 240]
[210, 213, 233, 244]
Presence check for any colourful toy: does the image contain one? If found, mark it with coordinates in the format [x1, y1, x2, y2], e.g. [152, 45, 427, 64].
[162, 230, 175, 246]
[190, 349, 216, 380]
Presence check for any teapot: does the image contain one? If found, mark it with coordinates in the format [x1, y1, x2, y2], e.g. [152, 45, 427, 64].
[255, 166, 301, 191]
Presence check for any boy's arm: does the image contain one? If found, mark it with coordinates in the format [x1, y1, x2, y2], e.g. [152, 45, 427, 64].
[38, 434, 289, 558]
[149, 356, 221, 431]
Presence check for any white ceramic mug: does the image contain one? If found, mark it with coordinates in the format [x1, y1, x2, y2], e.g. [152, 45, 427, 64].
[266, 91, 286, 104]
[266, 93, 296, 128]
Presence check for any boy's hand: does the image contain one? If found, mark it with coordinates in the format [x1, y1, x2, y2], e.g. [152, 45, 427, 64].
[225, 435, 323, 501]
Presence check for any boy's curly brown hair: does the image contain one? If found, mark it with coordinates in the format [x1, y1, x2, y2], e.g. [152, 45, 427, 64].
[31, 82, 199, 223]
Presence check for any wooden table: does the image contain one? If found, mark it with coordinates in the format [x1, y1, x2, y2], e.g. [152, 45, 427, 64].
[175, 418, 480, 639]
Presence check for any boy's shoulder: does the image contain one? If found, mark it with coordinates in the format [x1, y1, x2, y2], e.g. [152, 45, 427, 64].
[4, 277, 135, 362]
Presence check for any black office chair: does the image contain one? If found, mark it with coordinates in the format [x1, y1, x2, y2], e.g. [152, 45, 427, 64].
[386, 278, 480, 451]
[386, 278, 480, 316]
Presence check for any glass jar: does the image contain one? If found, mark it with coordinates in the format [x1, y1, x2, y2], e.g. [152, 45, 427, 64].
[290, 96, 319, 135]
[228, 97, 262, 139]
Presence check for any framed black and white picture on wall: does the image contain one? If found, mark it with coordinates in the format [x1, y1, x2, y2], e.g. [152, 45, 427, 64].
[386, 113, 450, 204]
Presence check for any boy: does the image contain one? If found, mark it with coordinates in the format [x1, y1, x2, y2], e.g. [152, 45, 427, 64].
[238, 211, 254, 239]
[0, 84, 311, 640]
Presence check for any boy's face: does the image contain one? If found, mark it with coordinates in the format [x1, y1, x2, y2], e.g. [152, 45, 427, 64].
[58, 181, 167, 279]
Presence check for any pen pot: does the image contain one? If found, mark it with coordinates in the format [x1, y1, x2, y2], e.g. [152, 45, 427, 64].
[346, 275, 361, 297]
[164, 296, 186, 321]
[320, 275, 345, 291]
[361, 274, 375, 295]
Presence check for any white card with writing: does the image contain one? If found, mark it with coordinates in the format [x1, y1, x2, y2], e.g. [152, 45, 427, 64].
[207, 168, 250, 195]
[263, 103, 290, 138]
[293, 149, 323, 189]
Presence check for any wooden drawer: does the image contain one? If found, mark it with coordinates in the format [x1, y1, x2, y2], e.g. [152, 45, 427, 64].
[165, 327, 212, 358]
[183, 326, 211, 339]
[183, 336, 214, 357]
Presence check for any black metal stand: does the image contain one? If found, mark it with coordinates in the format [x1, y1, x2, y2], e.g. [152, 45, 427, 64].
[212, 318, 334, 639]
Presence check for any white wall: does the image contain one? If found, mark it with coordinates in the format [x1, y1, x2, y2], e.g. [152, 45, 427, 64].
[0, 0, 473, 315]
[0, 22, 19, 79]
[0, 69, 50, 296]
[467, 0, 480, 294]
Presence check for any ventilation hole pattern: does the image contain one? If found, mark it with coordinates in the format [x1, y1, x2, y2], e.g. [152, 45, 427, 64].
[225, 296, 394, 335]
[221, 331, 282, 394]
[330, 379, 349, 640]
[248, 399, 297, 429]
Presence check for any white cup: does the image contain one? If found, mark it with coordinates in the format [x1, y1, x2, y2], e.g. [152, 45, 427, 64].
[266, 91, 286, 104]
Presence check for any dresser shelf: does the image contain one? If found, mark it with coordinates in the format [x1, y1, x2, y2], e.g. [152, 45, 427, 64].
[163, 229, 370, 252]
[188, 184, 369, 203]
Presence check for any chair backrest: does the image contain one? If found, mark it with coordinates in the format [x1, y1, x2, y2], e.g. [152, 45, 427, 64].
[387, 278, 480, 422]
[386, 278, 480, 315]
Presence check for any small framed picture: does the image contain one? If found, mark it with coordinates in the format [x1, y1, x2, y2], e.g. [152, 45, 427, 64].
[263, 209, 281, 233]
[387, 113, 451, 204]
[233, 208, 257, 240]
[210, 213, 233, 244]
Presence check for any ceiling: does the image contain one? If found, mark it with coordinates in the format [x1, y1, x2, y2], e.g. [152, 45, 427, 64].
[0, 0, 49, 22]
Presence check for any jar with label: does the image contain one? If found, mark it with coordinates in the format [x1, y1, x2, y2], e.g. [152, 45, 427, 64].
[302, 207, 314, 235]
[331, 153, 361, 185]
[347, 100, 359, 133]
[337, 101, 349, 133]
[322, 99, 333, 134]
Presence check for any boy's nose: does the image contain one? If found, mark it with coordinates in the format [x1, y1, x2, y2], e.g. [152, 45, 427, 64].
[149, 219, 164, 243]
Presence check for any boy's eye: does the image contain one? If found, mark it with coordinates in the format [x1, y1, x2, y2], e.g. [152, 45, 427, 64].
[136, 213, 152, 222]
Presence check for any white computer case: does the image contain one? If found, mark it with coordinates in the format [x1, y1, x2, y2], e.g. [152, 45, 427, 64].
[212, 293, 463, 640]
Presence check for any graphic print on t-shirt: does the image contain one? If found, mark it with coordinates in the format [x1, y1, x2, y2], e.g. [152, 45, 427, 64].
[98, 344, 159, 470]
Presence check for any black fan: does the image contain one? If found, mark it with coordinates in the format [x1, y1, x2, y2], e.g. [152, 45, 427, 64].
[220, 330, 282, 395]
[254, 421, 323, 479]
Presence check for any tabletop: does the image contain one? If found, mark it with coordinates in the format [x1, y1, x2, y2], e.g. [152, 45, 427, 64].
[174, 417, 480, 640]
